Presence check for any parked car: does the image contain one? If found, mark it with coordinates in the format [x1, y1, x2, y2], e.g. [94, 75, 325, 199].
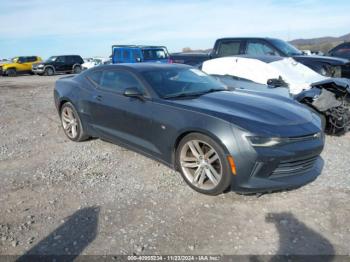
[112, 45, 171, 64]
[54, 63, 324, 195]
[82, 57, 111, 70]
[328, 42, 350, 59]
[0, 56, 42, 77]
[201, 56, 350, 134]
[32, 55, 84, 76]
[171, 37, 350, 78]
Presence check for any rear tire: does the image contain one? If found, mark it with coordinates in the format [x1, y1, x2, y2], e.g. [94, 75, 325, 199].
[7, 69, 16, 77]
[176, 133, 232, 195]
[73, 65, 82, 74]
[60, 102, 89, 142]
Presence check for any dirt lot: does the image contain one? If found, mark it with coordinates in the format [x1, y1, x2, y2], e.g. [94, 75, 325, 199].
[0, 75, 349, 257]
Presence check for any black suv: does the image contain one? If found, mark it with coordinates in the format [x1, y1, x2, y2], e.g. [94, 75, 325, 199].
[32, 55, 84, 76]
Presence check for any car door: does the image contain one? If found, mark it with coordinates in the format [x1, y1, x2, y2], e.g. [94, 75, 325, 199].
[16, 57, 28, 72]
[54, 56, 67, 72]
[86, 69, 160, 155]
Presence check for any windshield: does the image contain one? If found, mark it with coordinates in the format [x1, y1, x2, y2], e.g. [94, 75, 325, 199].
[142, 49, 169, 60]
[270, 39, 302, 56]
[141, 68, 226, 98]
[45, 56, 57, 62]
[11, 57, 19, 62]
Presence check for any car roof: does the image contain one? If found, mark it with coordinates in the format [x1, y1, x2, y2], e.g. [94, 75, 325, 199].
[216, 37, 279, 41]
[112, 45, 168, 50]
[94, 63, 191, 72]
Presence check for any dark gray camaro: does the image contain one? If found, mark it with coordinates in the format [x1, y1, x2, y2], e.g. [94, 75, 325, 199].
[54, 63, 324, 195]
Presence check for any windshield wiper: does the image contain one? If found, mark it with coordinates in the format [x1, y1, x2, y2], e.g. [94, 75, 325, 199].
[164, 88, 226, 99]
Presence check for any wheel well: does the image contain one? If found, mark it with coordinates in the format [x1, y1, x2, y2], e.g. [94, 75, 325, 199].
[58, 100, 69, 113]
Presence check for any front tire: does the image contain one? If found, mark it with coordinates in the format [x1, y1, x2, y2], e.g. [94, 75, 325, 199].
[44, 67, 54, 76]
[176, 133, 232, 195]
[60, 102, 89, 142]
[7, 69, 17, 77]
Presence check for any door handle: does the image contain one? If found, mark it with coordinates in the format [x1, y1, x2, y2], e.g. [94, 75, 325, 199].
[94, 95, 102, 101]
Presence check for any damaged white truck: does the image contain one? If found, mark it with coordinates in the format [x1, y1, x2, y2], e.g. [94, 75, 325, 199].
[201, 56, 350, 134]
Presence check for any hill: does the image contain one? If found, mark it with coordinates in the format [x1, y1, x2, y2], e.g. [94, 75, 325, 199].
[289, 33, 350, 53]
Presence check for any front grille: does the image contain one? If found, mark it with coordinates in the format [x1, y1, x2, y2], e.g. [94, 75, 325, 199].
[271, 155, 318, 178]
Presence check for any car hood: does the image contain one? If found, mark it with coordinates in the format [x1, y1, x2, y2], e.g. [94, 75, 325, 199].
[168, 91, 321, 137]
[293, 55, 350, 65]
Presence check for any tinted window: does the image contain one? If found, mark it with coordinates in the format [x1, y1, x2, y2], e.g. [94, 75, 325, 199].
[100, 70, 143, 93]
[142, 49, 168, 60]
[27, 56, 37, 62]
[217, 41, 241, 57]
[246, 42, 278, 56]
[56, 56, 66, 63]
[17, 57, 27, 63]
[141, 68, 225, 98]
[88, 70, 103, 85]
[332, 44, 350, 58]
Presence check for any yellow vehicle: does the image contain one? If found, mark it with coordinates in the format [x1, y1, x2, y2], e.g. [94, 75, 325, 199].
[0, 56, 42, 77]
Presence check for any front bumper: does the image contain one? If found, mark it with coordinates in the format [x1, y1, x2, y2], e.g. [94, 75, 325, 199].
[229, 131, 324, 193]
[32, 68, 45, 74]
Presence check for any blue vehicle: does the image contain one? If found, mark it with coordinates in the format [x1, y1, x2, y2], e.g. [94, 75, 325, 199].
[111, 45, 171, 64]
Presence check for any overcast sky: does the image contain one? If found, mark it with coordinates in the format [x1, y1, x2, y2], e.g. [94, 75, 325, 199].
[0, 0, 349, 59]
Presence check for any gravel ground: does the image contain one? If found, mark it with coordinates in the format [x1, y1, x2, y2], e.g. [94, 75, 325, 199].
[0, 75, 349, 257]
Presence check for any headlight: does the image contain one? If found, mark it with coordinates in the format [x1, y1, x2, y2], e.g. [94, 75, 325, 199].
[247, 136, 283, 147]
[247, 133, 322, 147]
[37, 64, 44, 68]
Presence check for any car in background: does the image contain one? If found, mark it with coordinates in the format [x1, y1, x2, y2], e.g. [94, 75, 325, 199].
[54, 63, 324, 195]
[171, 37, 350, 78]
[82, 57, 111, 70]
[112, 45, 171, 64]
[328, 42, 350, 59]
[32, 55, 84, 76]
[202, 56, 350, 134]
[0, 56, 42, 77]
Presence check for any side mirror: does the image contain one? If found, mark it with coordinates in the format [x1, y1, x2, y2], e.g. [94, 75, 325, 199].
[124, 87, 144, 100]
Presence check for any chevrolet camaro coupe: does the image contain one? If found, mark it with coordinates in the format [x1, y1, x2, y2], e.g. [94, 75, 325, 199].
[54, 63, 324, 195]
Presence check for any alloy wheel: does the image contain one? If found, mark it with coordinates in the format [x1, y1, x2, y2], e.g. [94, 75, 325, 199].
[180, 140, 223, 190]
[61, 106, 79, 139]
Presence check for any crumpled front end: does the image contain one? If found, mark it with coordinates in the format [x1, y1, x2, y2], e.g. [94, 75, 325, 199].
[296, 78, 350, 134]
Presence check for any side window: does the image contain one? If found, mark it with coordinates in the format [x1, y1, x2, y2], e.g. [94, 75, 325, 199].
[332, 44, 350, 58]
[100, 70, 143, 93]
[56, 56, 66, 63]
[17, 57, 26, 63]
[88, 70, 103, 85]
[246, 42, 278, 56]
[27, 56, 36, 62]
[217, 41, 241, 57]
